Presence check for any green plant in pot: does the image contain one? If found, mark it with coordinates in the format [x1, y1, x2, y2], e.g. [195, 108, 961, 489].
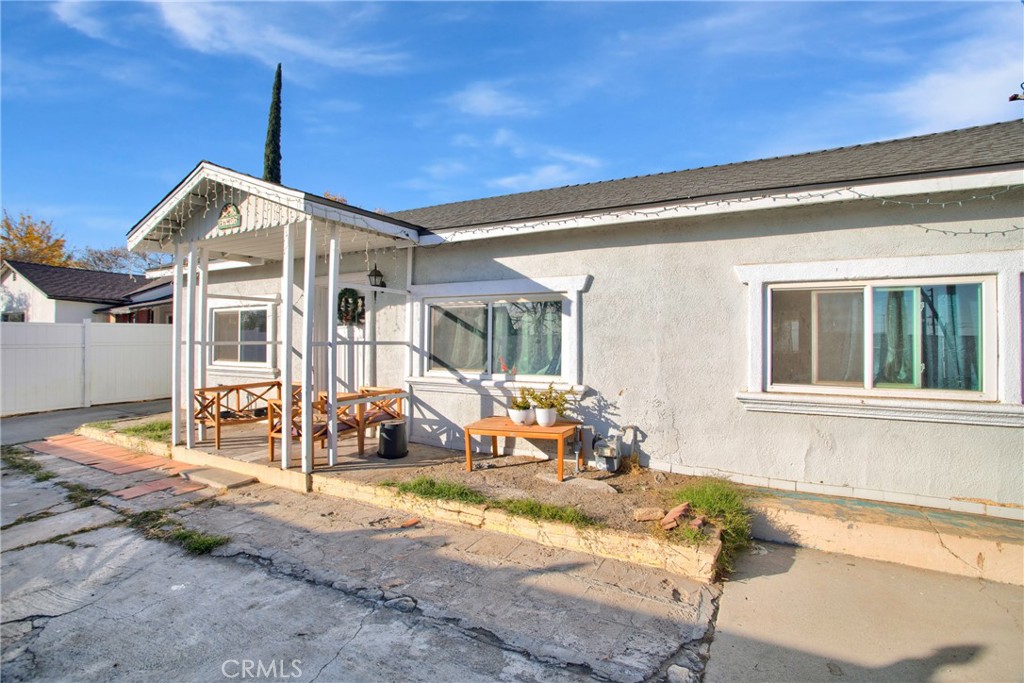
[526, 383, 575, 427]
[507, 387, 535, 425]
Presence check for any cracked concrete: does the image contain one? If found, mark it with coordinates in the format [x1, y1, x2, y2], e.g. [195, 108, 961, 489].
[2, 451, 713, 682]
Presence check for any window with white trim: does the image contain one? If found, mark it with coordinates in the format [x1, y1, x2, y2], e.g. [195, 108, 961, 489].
[428, 297, 563, 377]
[211, 307, 270, 364]
[768, 276, 994, 399]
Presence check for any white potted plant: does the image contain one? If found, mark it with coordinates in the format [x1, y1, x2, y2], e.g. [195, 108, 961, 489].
[507, 387, 535, 425]
[527, 383, 575, 428]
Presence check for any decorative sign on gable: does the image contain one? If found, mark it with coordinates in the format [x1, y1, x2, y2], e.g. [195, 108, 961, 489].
[216, 203, 242, 230]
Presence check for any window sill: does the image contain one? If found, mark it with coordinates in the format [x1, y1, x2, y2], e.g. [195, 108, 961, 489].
[737, 391, 1023, 427]
[408, 375, 587, 397]
[207, 365, 280, 380]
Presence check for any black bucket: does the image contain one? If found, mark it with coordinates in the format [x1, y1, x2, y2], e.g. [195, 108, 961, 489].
[377, 419, 408, 459]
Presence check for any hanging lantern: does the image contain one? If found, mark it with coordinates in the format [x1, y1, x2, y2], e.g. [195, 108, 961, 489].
[368, 263, 386, 289]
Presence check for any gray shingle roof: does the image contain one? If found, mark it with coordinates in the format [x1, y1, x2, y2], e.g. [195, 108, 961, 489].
[3, 260, 146, 304]
[390, 120, 1024, 230]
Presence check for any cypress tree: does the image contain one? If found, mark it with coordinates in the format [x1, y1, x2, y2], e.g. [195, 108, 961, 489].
[263, 63, 282, 183]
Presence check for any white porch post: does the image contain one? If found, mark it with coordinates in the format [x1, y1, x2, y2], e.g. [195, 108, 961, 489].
[184, 240, 197, 449]
[326, 226, 340, 466]
[300, 216, 316, 474]
[366, 289, 377, 387]
[196, 248, 209, 441]
[280, 225, 294, 470]
[171, 243, 183, 446]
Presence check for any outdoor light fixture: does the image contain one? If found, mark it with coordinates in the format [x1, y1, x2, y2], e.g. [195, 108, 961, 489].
[368, 264, 386, 289]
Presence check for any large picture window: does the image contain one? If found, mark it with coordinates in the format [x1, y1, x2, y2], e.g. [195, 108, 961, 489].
[769, 278, 987, 395]
[212, 307, 269, 364]
[429, 298, 562, 376]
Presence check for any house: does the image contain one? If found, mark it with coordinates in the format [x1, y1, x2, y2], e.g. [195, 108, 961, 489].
[0, 260, 171, 323]
[126, 119, 1024, 520]
[94, 277, 174, 324]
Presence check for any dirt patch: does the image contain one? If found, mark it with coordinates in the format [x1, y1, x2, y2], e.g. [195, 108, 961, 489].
[360, 451, 708, 535]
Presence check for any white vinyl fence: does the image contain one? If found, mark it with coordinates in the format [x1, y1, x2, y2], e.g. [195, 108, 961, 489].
[1, 322, 172, 416]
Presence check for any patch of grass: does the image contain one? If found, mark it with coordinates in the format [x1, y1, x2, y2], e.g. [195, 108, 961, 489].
[672, 478, 752, 575]
[86, 420, 114, 430]
[1, 446, 56, 482]
[169, 528, 230, 555]
[385, 476, 487, 505]
[379, 477, 600, 528]
[125, 509, 229, 555]
[491, 497, 600, 528]
[120, 420, 172, 443]
[59, 482, 109, 508]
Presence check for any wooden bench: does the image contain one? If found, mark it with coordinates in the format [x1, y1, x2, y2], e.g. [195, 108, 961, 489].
[193, 381, 291, 449]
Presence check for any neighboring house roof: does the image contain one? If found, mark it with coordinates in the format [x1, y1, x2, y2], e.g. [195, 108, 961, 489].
[1, 260, 147, 305]
[390, 120, 1024, 230]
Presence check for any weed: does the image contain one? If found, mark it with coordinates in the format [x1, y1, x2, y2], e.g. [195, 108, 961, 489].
[1, 446, 56, 481]
[59, 482, 109, 508]
[379, 477, 600, 528]
[387, 476, 487, 505]
[121, 420, 172, 443]
[672, 478, 752, 574]
[125, 509, 228, 555]
[169, 528, 230, 555]
[490, 497, 600, 528]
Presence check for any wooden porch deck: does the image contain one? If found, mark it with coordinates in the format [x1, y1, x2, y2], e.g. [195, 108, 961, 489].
[190, 421, 460, 485]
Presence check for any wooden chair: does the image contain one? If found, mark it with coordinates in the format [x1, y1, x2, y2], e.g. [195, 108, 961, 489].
[358, 386, 405, 432]
[193, 381, 283, 449]
[267, 396, 364, 463]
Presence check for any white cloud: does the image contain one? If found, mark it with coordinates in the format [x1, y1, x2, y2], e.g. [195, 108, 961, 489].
[51, 1, 109, 40]
[154, 3, 406, 73]
[867, 34, 1022, 135]
[425, 160, 468, 180]
[488, 164, 583, 192]
[446, 82, 535, 117]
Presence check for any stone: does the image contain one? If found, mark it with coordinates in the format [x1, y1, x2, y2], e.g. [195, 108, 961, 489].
[383, 596, 417, 613]
[633, 507, 666, 522]
[660, 502, 692, 527]
[667, 664, 698, 683]
[687, 515, 708, 530]
[660, 519, 679, 531]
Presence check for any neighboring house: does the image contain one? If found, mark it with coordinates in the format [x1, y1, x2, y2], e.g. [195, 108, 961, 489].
[127, 120, 1024, 519]
[0, 260, 169, 323]
[94, 277, 174, 324]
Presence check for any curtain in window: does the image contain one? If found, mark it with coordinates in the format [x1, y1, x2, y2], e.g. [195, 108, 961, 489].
[815, 291, 863, 384]
[874, 288, 916, 386]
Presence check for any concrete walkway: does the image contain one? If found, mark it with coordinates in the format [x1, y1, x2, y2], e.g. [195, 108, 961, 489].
[705, 542, 1024, 683]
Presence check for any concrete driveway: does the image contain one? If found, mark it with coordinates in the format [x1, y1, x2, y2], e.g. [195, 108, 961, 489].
[0, 400, 170, 446]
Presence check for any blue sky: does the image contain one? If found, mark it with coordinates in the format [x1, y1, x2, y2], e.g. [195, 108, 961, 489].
[2, 1, 1021, 253]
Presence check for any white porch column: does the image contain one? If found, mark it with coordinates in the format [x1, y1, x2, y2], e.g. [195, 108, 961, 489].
[196, 248, 209, 441]
[366, 289, 377, 387]
[171, 243, 183, 446]
[279, 225, 294, 470]
[326, 226, 340, 466]
[299, 216, 316, 474]
[184, 240, 197, 449]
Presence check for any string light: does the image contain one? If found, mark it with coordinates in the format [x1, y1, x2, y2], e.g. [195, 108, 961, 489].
[915, 223, 1022, 237]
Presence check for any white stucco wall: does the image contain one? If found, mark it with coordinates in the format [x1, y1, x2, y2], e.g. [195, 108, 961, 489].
[1, 270, 55, 322]
[169, 188, 1022, 517]
[407, 193, 1024, 516]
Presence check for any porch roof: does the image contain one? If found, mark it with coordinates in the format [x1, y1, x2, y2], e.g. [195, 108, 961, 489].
[127, 161, 425, 260]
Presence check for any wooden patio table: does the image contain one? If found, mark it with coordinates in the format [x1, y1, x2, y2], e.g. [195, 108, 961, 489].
[463, 416, 583, 482]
